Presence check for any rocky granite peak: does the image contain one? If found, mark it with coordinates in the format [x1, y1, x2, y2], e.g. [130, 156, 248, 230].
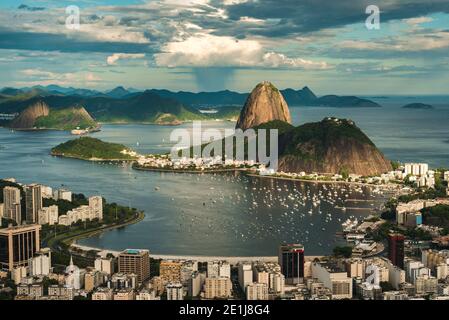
[10, 101, 49, 129]
[236, 81, 292, 130]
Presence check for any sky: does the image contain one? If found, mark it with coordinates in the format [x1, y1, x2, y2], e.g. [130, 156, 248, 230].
[1, 0, 449, 94]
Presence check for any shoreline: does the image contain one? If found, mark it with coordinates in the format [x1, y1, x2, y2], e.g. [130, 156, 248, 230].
[44, 211, 145, 251]
[46, 155, 401, 192]
[246, 173, 401, 190]
[8, 125, 101, 133]
[50, 152, 137, 163]
[132, 164, 252, 174]
[71, 243, 323, 263]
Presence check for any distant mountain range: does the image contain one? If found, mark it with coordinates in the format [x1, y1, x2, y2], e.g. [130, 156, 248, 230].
[0, 84, 382, 108]
[1, 91, 211, 127]
[0, 83, 383, 129]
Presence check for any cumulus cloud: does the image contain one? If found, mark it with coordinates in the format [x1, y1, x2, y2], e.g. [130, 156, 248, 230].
[403, 16, 433, 26]
[17, 4, 45, 11]
[155, 34, 261, 67]
[86, 72, 101, 82]
[18, 68, 102, 87]
[107, 53, 146, 65]
[155, 34, 329, 69]
[339, 30, 449, 52]
[262, 52, 329, 69]
[225, 0, 449, 36]
[21, 68, 56, 78]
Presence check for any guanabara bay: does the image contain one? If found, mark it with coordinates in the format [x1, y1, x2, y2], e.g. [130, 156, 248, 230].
[1, 0, 449, 310]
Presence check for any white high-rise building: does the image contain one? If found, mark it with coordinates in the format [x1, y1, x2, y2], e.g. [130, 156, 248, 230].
[40, 185, 53, 199]
[253, 262, 285, 295]
[25, 184, 42, 224]
[208, 260, 230, 278]
[207, 261, 220, 278]
[136, 289, 158, 300]
[0, 203, 4, 219]
[38, 205, 58, 225]
[270, 273, 285, 295]
[219, 261, 231, 279]
[3, 186, 21, 224]
[204, 277, 232, 299]
[404, 163, 429, 177]
[385, 259, 406, 290]
[415, 275, 438, 295]
[57, 189, 72, 202]
[311, 262, 353, 300]
[444, 171, 449, 182]
[94, 256, 115, 275]
[436, 263, 449, 280]
[92, 287, 113, 300]
[58, 215, 69, 226]
[29, 249, 51, 276]
[238, 262, 253, 292]
[188, 271, 202, 297]
[166, 282, 184, 300]
[89, 196, 103, 221]
[246, 282, 269, 300]
[405, 260, 430, 284]
[180, 260, 198, 286]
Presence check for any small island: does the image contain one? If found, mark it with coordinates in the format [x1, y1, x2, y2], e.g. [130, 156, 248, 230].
[51, 137, 137, 161]
[402, 103, 434, 110]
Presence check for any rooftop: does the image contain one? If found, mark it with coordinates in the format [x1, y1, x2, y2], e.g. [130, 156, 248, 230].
[120, 249, 149, 255]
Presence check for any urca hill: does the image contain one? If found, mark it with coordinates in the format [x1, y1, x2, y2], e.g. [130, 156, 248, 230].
[236, 81, 392, 176]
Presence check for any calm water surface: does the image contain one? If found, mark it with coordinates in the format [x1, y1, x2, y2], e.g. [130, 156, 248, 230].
[1, 99, 448, 256]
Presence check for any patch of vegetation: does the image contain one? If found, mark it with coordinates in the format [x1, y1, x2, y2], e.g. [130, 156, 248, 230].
[207, 106, 241, 120]
[51, 137, 136, 160]
[0, 278, 16, 300]
[333, 246, 353, 258]
[255, 120, 295, 134]
[368, 221, 399, 242]
[403, 227, 433, 241]
[43, 193, 88, 215]
[381, 210, 396, 221]
[35, 107, 97, 130]
[381, 198, 399, 221]
[421, 204, 449, 229]
[280, 118, 375, 163]
[391, 161, 401, 171]
[339, 167, 350, 180]
[41, 196, 141, 272]
[150, 258, 161, 278]
[182, 120, 292, 161]
[380, 281, 395, 292]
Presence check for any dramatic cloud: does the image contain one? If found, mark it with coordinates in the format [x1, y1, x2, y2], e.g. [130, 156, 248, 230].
[262, 52, 329, 70]
[403, 16, 434, 26]
[155, 34, 329, 69]
[17, 4, 45, 12]
[0, 29, 153, 53]
[107, 53, 146, 65]
[337, 30, 449, 53]
[16, 68, 102, 87]
[1, 0, 449, 93]
[224, 0, 449, 35]
[20, 68, 57, 78]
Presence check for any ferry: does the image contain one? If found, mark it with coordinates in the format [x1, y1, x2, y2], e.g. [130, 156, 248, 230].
[71, 128, 88, 135]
